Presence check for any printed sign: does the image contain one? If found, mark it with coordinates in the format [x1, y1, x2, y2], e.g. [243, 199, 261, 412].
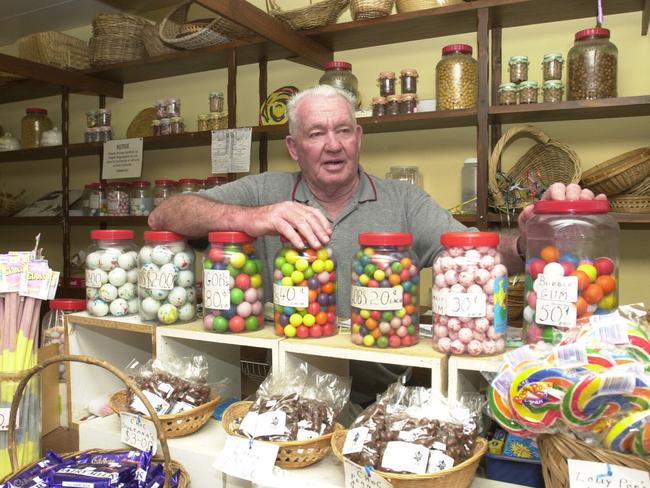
[102, 138, 143, 179]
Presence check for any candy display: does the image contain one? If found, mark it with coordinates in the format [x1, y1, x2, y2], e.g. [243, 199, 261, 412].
[138, 231, 196, 325]
[273, 240, 337, 338]
[400, 93, 417, 114]
[542, 53, 564, 81]
[436, 44, 478, 110]
[21, 108, 52, 149]
[351, 232, 420, 348]
[153, 179, 177, 207]
[497, 83, 518, 105]
[106, 182, 130, 216]
[85, 230, 138, 317]
[372, 96, 387, 117]
[523, 199, 619, 345]
[83, 182, 107, 216]
[543, 80, 564, 103]
[209, 91, 224, 113]
[432, 232, 507, 356]
[518, 81, 539, 104]
[386, 95, 400, 116]
[568, 28, 617, 100]
[41, 299, 86, 381]
[400, 68, 418, 94]
[177, 178, 199, 194]
[509, 56, 529, 84]
[202, 231, 264, 334]
[129, 180, 154, 216]
[319, 61, 360, 105]
[378, 71, 396, 97]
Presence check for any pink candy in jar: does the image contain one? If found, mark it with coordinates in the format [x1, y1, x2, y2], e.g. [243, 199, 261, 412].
[432, 232, 507, 356]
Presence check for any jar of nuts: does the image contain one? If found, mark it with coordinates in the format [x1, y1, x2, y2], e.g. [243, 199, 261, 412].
[519, 81, 539, 104]
[386, 95, 401, 116]
[436, 44, 478, 111]
[542, 53, 564, 81]
[543, 80, 563, 103]
[509, 55, 529, 84]
[372, 96, 387, 117]
[568, 28, 617, 100]
[400, 68, 419, 94]
[400, 93, 418, 114]
[497, 83, 518, 105]
[21, 108, 53, 149]
[378, 71, 396, 97]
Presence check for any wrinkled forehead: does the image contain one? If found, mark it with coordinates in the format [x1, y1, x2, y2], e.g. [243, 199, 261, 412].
[295, 95, 355, 130]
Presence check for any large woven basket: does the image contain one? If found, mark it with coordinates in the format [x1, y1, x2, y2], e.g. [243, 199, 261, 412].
[331, 429, 487, 488]
[580, 147, 650, 196]
[488, 125, 582, 210]
[141, 22, 180, 57]
[18, 31, 90, 70]
[93, 13, 147, 37]
[627, 175, 650, 196]
[508, 274, 525, 323]
[396, 0, 461, 13]
[222, 400, 343, 469]
[350, 0, 395, 20]
[109, 389, 221, 439]
[538, 434, 650, 488]
[266, 0, 349, 30]
[89, 34, 147, 66]
[609, 195, 650, 214]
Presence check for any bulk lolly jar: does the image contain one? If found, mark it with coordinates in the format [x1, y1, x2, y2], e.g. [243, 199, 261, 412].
[432, 232, 507, 356]
[41, 298, 86, 380]
[202, 231, 264, 333]
[350, 232, 420, 348]
[138, 231, 197, 325]
[523, 199, 619, 345]
[85, 230, 138, 317]
[273, 239, 337, 338]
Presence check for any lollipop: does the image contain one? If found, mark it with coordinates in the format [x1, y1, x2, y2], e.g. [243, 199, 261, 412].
[627, 327, 650, 362]
[487, 385, 534, 438]
[604, 409, 650, 455]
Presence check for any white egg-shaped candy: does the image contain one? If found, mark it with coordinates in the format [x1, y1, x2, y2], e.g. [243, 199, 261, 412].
[138, 246, 153, 265]
[543, 262, 565, 277]
[99, 283, 118, 302]
[140, 297, 161, 319]
[173, 252, 192, 270]
[108, 267, 128, 287]
[118, 283, 136, 300]
[168, 286, 188, 307]
[152, 245, 174, 265]
[109, 298, 129, 316]
[185, 286, 197, 303]
[89, 299, 109, 317]
[86, 287, 100, 300]
[168, 241, 186, 254]
[159, 263, 179, 283]
[99, 252, 119, 271]
[150, 289, 169, 301]
[177, 270, 194, 287]
[157, 303, 179, 324]
[178, 302, 196, 321]
[127, 298, 139, 314]
[86, 252, 102, 270]
[117, 252, 137, 270]
[127, 268, 138, 284]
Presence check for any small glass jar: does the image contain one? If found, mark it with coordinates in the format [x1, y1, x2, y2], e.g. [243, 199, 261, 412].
[273, 240, 337, 338]
[436, 44, 478, 111]
[543, 80, 564, 103]
[400, 68, 419, 94]
[210, 113, 226, 130]
[159, 118, 171, 136]
[351, 232, 420, 348]
[568, 28, 617, 100]
[497, 83, 518, 105]
[100, 126, 113, 142]
[96, 108, 111, 127]
[155, 99, 165, 119]
[138, 231, 197, 325]
[87, 182, 107, 216]
[80, 183, 93, 215]
[86, 111, 97, 128]
[197, 114, 210, 132]
[519, 81, 539, 104]
[203, 231, 264, 333]
[385, 166, 421, 187]
[153, 179, 177, 207]
[378, 71, 396, 97]
[523, 200, 619, 345]
[542, 53, 564, 81]
[178, 178, 199, 194]
[372, 96, 387, 117]
[206, 175, 227, 188]
[509, 55, 529, 84]
[170, 116, 184, 135]
[106, 182, 130, 216]
[21, 108, 53, 149]
[319, 61, 359, 105]
[386, 95, 401, 116]
[432, 232, 507, 356]
[166, 97, 181, 117]
[151, 119, 161, 137]
[86, 127, 100, 143]
[399, 93, 417, 114]
[209, 91, 224, 113]
[129, 180, 154, 216]
[42, 299, 87, 380]
[85, 230, 138, 317]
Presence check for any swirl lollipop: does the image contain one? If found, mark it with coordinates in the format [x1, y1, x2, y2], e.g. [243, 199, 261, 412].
[604, 409, 650, 455]
[488, 385, 534, 438]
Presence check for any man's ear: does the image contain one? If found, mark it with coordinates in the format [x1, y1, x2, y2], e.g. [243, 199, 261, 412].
[285, 135, 299, 161]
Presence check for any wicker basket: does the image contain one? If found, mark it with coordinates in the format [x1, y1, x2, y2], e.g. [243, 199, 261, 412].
[396, 0, 461, 13]
[141, 22, 180, 57]
[538, 434, 650, 488]
[488, 125, 582, 210]
[508, 274, 525, 323]
[609, 195, 650, 214]
[0, 186, 26, 217]
[89, 34, 147, 66]
[0, 355, 190, 487]
[109, 389, 221, 438]
[266, 0, 349, 30]
[627, 175, 650, 196]
[350, 0, 395, 20]
[18, 31, 90, 70]
[331, 430, 487, 488]
[93, 13, 147, 37]
[222, 400, 343, 469]
[580, 147, 650, 196]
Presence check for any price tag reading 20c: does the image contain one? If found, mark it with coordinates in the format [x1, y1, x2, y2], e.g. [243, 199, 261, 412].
[351, 286, 403, 311]
[203, 269, 230, 310]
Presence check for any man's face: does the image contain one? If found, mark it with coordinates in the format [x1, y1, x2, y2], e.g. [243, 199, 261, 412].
[286, 95, 363, 192]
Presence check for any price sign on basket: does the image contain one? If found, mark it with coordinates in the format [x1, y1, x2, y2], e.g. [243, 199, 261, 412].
[0, 408, 19, 431]
[344, 459, 393, 488]
[120, 412, 157, 455]
[212, 435, 279, 482]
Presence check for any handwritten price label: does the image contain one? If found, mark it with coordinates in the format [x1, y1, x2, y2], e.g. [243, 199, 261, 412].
[120, 412, 157, 455]
[536, 298, 577, 328]
[138, 269, 175, 291]
[351, 286, 403, 311]
[203, 270, 230, 310]
[537, 275, 578, 302]
[0, 408, 19, 431]
[344, 459, 393, 488]
[444, 292, 486, 318]
[85, 269, 104, 288]
[212, 435, 279, 482]
[273, 284, 309, 308]
[568, 459, 650, 488]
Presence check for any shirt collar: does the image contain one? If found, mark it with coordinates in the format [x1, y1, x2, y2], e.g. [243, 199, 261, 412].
[291, 166, 378, 205]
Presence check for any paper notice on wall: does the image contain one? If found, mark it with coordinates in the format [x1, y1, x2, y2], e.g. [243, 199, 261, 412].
[211, 128, 252, 173]
[102, 138, 143, 179]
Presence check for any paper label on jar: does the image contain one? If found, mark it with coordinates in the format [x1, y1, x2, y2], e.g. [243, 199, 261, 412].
[351, 285, 403, 311]
[535, 299, 577, 328]
[492, 276, 508, 333]
[85, 269, 104, 288]
[444, 292, 487, 318]
[537, 274, 578, 302]
[342, 427, 369, 454]
[138, 269, 175, 291]
[203, 270, 230, 310]
[273, 284, 309, 308]
[381, 441, 429, 475]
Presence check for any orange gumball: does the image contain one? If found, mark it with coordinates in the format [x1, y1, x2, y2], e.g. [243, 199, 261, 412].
[575, 296, 588, 317]
[316, 311, 328, 325]
[583, 283, 604, 304]
[596, 275, 617, 295]
[371, 328, 382, 339]
[321, 282, 335, 294]
[570, 270, 590, 291]
[309, 289, 318, 302]
[540, 245, 561, 263]
[366, 318, 378, 330]
[389, 274, 401, 286]
[275, 324, 284, 335]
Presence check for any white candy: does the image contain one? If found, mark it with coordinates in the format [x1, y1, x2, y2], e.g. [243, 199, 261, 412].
[177, 270, 194, 287]
[86, 252, 101, 270]
[128, 298, 139, 314]
[150, 289, 169, 301]
[185, 287, 197, 303]
[178, 303, 196, 321]
[88, 299, 109, 317]
[167, 287, 187, 307]
[173, 251, 192, 270]
[159, 263, 179, 282]
[127, 268, 139, 284]
[86, 288, 99, 300]
[108, 267, 127, 287]
[118, 283, 136, 300]
[152, 245, 174, 265]
[117, 252, 137, 271]
[140, 297, 161, 320]
[523, 305, 535, 323]
[157, 303, 179, 324]
[99, 252, 119, 271]
[138, 246, 153, 265]
[543, 262, 565, 277]
[109, 298, 129, 316]
[99, 284, 118, 302]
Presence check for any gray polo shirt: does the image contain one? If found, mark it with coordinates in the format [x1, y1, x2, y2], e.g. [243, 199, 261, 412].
[200, 167, 468, 318]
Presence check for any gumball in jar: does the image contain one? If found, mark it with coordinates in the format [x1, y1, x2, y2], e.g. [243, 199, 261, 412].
[273, 238, 337, 338]
[202, 232, 264, 333]
[351, 232, 420, 348]
[432, 232, 507, 356]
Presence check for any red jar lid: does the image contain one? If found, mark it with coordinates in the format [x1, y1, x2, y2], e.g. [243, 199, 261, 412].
[107, 181, 130, 187]
[442, 44, 472, 55]
[155, 179, 176, 185]
[26, 107, 48, 114]
[130, 180, 151, 187]
[206, 176, 227, 184]
[534, 199, 610, 214]
[84, 183, 95, 189]
[144, 230, 186, 242]
[208, 231, 255, 243]
[90, 230, 134, 240]
[575, 27, 610, 40]
[359, 232, 413, 246]
[50, 298, 87, 311]
[441, 231, 499, 247]
[324, 61, 352, 71]
[179, 178, 200, 184]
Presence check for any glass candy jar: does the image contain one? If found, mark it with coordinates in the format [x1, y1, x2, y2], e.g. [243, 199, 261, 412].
[203, 232, 264, 333]
[542, 53, 564, 81]
[106, 182, 130, 216]
[509, 55, 529, 84]
[543, 80, 564, 103]
[87, 183, 106, 216]
[518, 81, 539, 104]
[273, 240, 336, 338]
[41, 299, 86, 380]
[372, 97, 387, 117]
[138, 231, 197, 325]
[178, 178, 199, 194]
[400, 93, 417, 114]
[568, 28, 617, 100]
[129, 180, 154, 216]
[386, 95, 401, 116]
[21, 108, 53, 148]
[378, 71, 396, 97]
[351, 232, 420, 348]
[400, 68, 419, 94]
[153, 180, 177, 207]
[85, 230, 138, 317]
[524, 200, 619, 345]
[209, 91, 224, 113]
[319, 61, 359, 105]
[432, 232, 507, 356]
[497, 83, 518, 105]
[206, 176, 227, 188]
[436, 44, 478, 110]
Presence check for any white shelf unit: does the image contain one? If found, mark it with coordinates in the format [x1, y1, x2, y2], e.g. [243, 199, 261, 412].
[447, 354, 505, 401]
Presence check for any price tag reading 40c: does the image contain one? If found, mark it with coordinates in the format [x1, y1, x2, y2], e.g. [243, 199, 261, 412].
[203, 269, 230, 310]
[350, 286, 403, 311]
[273, 284, 309, 308]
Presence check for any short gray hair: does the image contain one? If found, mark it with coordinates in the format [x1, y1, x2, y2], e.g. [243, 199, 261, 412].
[287, 85, 357, 135]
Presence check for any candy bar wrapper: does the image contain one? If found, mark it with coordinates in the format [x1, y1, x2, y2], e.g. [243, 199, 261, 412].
[51, 462, 136, 487]
[4, 451, 65, 488]
[78, 450, 152, 488]
[143, 463, 180, 488]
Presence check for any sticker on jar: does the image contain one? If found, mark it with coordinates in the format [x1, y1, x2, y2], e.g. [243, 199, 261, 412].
[381, 441, 429, 475]
[203, 269, 230, 310]
[445, 292, 487, 318]
[138, 269, 176, 291]
[492, 276, 508, 333]
[273, 283, 309, 308]
[85, 269, 105, 288]
[351, 285, 403, 310]
[342, 426, 369, 454]
[535, 299, 577, 328]
[536, 274, 578, 302]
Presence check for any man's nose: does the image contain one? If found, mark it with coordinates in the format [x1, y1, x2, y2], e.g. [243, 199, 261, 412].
[324, 131, 342, 151]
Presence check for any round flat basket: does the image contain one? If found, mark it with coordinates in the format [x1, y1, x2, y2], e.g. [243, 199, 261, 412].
[396, 0, 461, 13]
[159, 3, 232, 50]
[350, 0, 395, 20]
[110, 389, 221, 438]
[141, 22, 180, 57]
[580, 147, 650, 196]
[331, 430, 487, 488]
[127, 107, 158, 138]
[266, 0, 350, 30]
[222, 400, 343, 469]
[627, 175, 650, 196]
[609, 195, 650, 214]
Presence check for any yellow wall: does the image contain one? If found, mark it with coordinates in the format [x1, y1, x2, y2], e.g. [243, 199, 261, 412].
[0, 7, 649, 306]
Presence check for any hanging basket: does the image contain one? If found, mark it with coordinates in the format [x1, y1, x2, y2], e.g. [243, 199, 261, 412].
[18, 31, 90, 70]
[488, 125, 582, 211]
[580, 147, 650, 196]
[266, 0, 349, 30]
[350, 0, 395, 20]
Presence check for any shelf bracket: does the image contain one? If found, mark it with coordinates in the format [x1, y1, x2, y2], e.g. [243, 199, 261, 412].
[196, 0, 332, 69]
[643, 0, 649, 35]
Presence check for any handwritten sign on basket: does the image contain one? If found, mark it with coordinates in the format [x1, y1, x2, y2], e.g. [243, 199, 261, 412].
[344, 459, 392, 488]
[212, 435, 278, 482]
[120, 412, 157, 455]
[568, 459, 650, 488]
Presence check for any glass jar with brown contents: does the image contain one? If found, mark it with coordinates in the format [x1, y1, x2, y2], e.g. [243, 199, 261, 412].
[519, 81, 539, 104]
[372, 96, 387, 117]
[400, 93, 418, 114]
[568, 28, 617, 100]
[400, 68, 419, 94]
[378, 71, 396, 97]
[436, 44, 478, 110]
[542, 53, 564, 81]
[497, 83, 518, 105]
[543, 80, 563, 103]
[386, 95, 401, 116]
[509, 55, 529, 84]
[21, 108, 53, 148]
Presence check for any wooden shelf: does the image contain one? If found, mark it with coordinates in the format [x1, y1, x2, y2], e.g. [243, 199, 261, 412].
[489, 96, 650, 124]
[0, 216, 62, 226]
[0, 146, 64, 163]
[68, 216, 149, 226]
[453, 213, 478, 225]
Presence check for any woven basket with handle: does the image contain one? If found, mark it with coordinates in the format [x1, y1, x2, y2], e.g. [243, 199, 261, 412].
[350, 0, 395, 20]
[488, 125, 582, 210]
[266, 0, 349, 30]
[18, 31, 89, 70]
[396, 0, 461, 13]
[0, 355, 190, 487]
[580, 147, 650, 196]
[222, 400, 343, 468]
[141, 22, 180, 57]
[331, 429, 487, 488]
